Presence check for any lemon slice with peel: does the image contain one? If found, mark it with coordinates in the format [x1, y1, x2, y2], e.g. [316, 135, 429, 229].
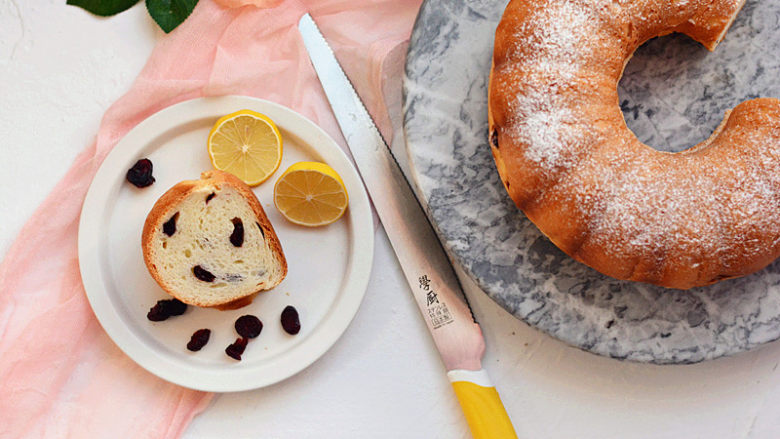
[273, 162, 349, 227]
[208, 109, 283, 186]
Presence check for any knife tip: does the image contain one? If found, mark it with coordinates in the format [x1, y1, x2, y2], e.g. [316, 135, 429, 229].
[298, 12, 313, 29]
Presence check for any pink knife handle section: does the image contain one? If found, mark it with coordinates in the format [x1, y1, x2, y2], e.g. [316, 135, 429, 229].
[405, 264, 485, 371]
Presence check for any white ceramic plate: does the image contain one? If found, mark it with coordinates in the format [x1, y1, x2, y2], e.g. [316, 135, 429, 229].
[79, 96, 374, 392]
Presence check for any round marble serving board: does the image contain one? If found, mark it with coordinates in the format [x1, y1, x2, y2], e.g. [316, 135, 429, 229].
[402, 0, 780, 364]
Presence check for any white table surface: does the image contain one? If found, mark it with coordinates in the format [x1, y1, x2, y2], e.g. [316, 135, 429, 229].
[3, 2, 780, 438]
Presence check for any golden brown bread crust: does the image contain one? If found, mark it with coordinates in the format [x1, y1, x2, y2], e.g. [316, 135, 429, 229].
[489, 0, 780, 289]
[142, 170, 287, 308]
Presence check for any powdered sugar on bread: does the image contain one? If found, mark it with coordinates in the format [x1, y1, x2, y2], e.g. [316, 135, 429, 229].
[489, 0, 780, 289]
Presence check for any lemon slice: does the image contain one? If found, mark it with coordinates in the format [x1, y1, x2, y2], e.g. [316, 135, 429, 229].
[207, 109, 283, 186]
[273, 162, 349, 227]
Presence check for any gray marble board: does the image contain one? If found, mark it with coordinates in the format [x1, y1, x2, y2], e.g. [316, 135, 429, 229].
[402, 0, 780, 364]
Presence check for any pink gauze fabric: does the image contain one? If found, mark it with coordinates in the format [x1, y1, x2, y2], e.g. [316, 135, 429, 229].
[0, 0, 421, 437]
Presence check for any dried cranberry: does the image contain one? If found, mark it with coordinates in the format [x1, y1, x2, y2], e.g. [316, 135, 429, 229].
[230, 218, 244, 247]
[225, 337, 249, 360]
[146, 298, 187, 321]
[235, 315, 263, 338]
[164, 298, 187, 316]
[281, 306, 301, 335]
[256, 222, 265, 239]
[162, 212, 179, 237]
[126, 158, 155, 188]
[147, 302, 169, 321]
[187, 329, 211, 351]
[205, 192, 216, 204]
[193, 265, 215, 282]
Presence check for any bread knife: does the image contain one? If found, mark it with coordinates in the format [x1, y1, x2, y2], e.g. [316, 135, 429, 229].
[298, 13, 517, 438]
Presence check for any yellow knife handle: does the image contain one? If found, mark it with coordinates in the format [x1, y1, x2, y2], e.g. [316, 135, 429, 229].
[448, 369, 518, 439]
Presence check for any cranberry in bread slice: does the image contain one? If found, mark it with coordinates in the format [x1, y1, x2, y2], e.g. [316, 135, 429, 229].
[142, 170, 287, 308]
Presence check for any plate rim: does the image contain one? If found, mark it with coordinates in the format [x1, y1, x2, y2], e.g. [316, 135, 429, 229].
[78, 95, 374, 392]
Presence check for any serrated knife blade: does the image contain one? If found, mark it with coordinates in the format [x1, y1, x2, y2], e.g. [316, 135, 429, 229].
[298, 14, 517, 438]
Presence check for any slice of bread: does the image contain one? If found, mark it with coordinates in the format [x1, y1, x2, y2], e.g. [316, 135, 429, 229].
[142, 170, 287, 309]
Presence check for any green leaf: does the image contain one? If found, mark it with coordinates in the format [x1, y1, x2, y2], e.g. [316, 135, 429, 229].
[146, 0, 198, 33]
[66, 0, 141, 17]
